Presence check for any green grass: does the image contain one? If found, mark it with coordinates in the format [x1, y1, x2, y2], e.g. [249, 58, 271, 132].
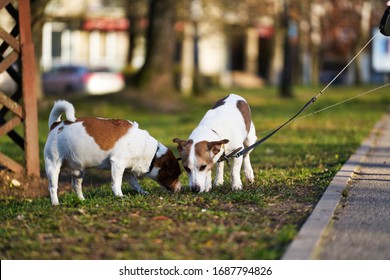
[1, 85, 389, 259]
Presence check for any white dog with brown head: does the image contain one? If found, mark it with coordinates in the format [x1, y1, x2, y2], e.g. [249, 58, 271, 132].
[44, 100, 181, 205]
[173, 94, 256, 192]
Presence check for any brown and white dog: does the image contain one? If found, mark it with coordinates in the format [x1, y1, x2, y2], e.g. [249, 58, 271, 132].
[173, 94, 256, 193]
[44, 100, 181, 205]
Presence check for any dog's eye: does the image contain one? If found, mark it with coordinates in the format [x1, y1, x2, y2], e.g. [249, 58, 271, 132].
[199, 165, 207, 171]
[184, 167, 191, 173]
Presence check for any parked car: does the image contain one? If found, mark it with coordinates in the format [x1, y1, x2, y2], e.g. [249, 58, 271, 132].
[42, 65, 125, 95]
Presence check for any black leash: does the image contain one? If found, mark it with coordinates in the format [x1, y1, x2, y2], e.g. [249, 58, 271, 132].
[218, 3, 390, 163]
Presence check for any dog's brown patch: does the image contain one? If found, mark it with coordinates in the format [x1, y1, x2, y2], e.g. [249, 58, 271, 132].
[64, 120, 75, 125]
[236, 100, 251, 133]
[212, 95, 229, 109]
[50, 121, 61, 131]
[153, 150, 182, 192]
[194, 141, 214, 165]
[173, 139, 193, 166]
[64, 117, 132, 151]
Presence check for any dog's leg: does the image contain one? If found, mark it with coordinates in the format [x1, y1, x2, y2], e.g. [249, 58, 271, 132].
[205, 170, 212, 192]
[230, 156, 243, 190]
[243, 154, 254, 183]
[243, 123, 256, 183]
[71, 170, 85, 201]
[110, 160, 125, 197]
[128, 172, 149, 195]
[45, 159, 61, 205]
[214, 161, 224, 186]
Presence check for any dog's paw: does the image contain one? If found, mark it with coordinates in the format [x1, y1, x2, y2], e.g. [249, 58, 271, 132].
[231, 184, 243, 191]
[245, 173, 255, 184]
[244, 168, 255, 183]
[140, 189, 149, 195]
[213, 179, 224, 186]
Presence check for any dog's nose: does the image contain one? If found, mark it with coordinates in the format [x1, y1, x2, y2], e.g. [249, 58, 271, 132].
[173, 181, 181, 193]
[191, 185, 201, 193]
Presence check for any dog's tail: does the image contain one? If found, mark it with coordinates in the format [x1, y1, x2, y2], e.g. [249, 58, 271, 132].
[48, 100, 76, 129]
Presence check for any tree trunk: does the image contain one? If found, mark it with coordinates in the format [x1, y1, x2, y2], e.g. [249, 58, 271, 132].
[127, 15, 137, 66]
[192, 21, 205, 96]
[279, 0, 293, 98]
[354, 1, 371, 85]
[135, 0, 176, 95]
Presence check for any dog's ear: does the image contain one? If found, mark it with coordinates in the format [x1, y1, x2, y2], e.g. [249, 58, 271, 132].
[208, 139, 229, 156]
[166, 156, 182, 176]
[173, 138, 187, 152]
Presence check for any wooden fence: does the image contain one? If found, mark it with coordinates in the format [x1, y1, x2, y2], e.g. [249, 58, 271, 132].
[0, 0, 39, 176]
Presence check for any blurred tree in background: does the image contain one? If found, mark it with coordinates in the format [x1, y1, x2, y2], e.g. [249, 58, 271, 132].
[134, 0, 177, 94]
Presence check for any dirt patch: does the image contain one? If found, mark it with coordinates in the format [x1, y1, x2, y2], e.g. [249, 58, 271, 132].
[0, 168, 113, 200]
[0, 170, 49, 198]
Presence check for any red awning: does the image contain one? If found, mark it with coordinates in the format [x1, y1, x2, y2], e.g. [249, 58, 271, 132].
[83, 18, 129, 31]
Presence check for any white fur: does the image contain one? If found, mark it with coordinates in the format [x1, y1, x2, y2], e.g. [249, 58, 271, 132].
[48, 100, 76, 128]
[44, 100, 163, 205]
[184, 94, 256, 192]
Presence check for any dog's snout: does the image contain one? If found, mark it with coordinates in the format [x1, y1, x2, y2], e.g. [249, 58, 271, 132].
[173, 181, 182, 193]
[191, 184, 201, 193]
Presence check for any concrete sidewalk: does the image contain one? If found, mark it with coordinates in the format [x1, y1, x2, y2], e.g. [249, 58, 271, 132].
[282, 113, 390, 260]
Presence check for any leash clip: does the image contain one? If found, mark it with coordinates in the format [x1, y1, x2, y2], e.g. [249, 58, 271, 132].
[217, 153, 231, 167]
[218, 147, 243, 166]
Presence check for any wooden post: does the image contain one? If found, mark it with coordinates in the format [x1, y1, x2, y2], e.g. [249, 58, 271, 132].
[0, 0, 40, 176]
[19, 0, 39, 176]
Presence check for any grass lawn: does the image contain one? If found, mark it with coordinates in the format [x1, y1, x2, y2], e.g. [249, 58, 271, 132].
[1, 85, 389, 259]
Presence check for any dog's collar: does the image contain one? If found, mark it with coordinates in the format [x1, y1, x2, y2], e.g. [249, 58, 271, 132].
[148, 144, 160, 173]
